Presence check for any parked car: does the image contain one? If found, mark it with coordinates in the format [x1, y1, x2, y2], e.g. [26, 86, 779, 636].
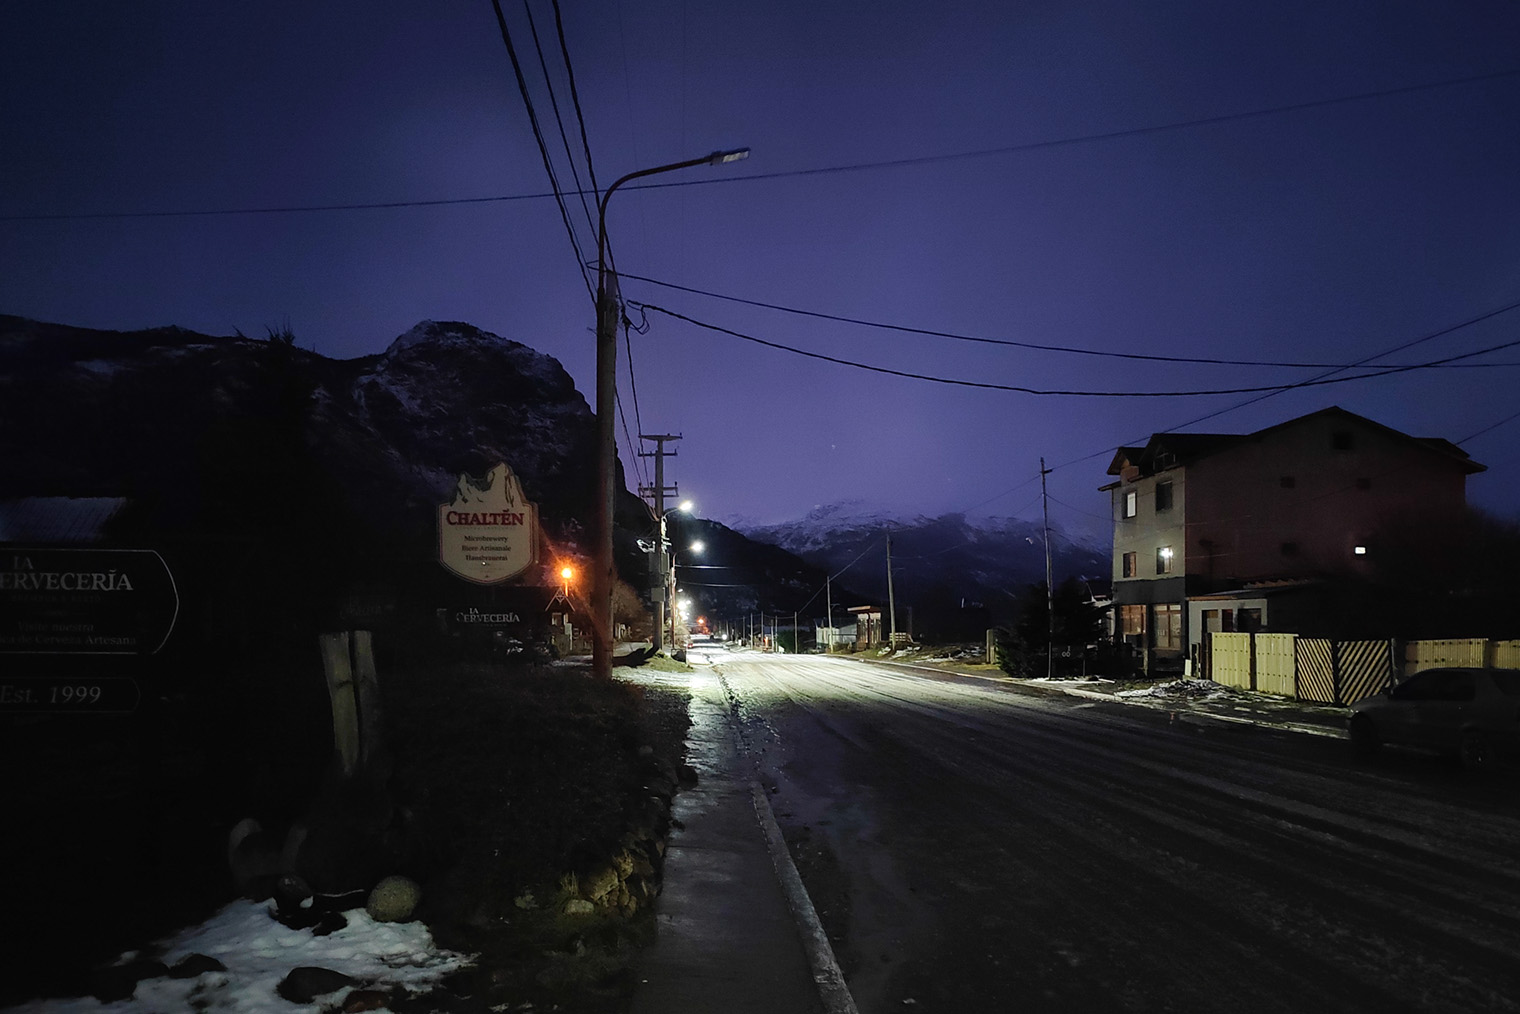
[1348, 666, 1520, 770]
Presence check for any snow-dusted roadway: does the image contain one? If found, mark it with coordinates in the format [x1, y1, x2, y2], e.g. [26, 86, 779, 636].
[706, 650, 1520, 1013]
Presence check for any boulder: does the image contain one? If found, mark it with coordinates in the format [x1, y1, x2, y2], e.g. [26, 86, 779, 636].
[277, 966, 357, 1004]
[366, 875, 422, 923]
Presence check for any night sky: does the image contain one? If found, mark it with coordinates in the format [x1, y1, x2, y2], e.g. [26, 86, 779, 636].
[4, 1, 1518, 539]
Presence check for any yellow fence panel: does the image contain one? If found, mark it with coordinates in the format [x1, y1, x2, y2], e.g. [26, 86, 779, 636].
[1211, 632, 1253, 689]
[1489, 641, 1520, 669]
[1408, 638, 1490, 673]
[1254, 633, 1296, 697]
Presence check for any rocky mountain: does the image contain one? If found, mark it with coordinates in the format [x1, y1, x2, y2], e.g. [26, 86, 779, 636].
[735, 500, 1110, 633]
[0, 314, 834, 654]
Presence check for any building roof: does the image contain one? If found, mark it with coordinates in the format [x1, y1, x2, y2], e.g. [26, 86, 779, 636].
[1105, 406, 1486, 481]
[0, 497, 128, 543]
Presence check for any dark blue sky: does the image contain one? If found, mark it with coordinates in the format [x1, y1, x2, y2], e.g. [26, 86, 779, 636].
[3, 1, 1518, 539]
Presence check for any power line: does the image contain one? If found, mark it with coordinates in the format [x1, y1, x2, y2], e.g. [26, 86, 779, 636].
[629, 299, 1520, 397]
[9, 68, 1515, 223]
[615, 271, 1509, 370]
[488, 0, 594, 302]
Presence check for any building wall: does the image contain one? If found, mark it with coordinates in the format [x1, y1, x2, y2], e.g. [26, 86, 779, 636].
[1110, 468, 1187, 586]
[1184, 414, 1467, 585]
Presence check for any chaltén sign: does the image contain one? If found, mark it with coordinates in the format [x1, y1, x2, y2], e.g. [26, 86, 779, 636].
[438, 462, 539, 584]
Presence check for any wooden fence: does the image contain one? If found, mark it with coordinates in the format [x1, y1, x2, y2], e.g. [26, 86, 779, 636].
[1203, 633, 1520, 705]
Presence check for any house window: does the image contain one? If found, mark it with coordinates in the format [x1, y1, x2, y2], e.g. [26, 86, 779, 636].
[1156, 545, 1175, 575]
[1120, 604, 1146, 637]
[1280, 541, 1299, 557]
[1238, 608, 1262, 632]
[1356, 477, 1372, 490]
[1280, 475, 1296, 489]
[1122, 552, 1137, 578]
[1155, 480, 1174, 512]
[1332, 430, 1354, 451]
[1122, 490, 1137, 518]
[1155, 604, 1183, 650]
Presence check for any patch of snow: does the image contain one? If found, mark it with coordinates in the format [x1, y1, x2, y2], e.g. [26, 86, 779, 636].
[4, 901, 471, 1014]
[1116, 678, 1229, 700]
[74, 359, 122, 376]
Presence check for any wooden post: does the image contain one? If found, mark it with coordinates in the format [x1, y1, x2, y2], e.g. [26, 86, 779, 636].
[350, 630, 385, 771]
[319, 631, 360, 778]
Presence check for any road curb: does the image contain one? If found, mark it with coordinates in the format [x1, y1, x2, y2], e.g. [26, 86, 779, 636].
[749, 781, 859, 1014]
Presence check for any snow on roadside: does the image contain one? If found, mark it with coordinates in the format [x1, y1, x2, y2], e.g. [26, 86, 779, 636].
[3, 901, 471, 1014]
[1116, 678, 1229, 700]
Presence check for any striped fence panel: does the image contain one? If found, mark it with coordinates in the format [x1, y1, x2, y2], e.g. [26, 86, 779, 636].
[1254, 633, 1296, 697]
[1296, 638, 1335, 703]
[1211, 632, 1253, 689]
[1338, 640, 1393, 705]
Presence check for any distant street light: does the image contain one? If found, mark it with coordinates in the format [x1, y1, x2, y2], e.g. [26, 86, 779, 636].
[592, 148, 748, 679]
[648, 498, 694, 653]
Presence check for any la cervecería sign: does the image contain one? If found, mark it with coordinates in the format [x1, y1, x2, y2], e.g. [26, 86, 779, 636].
[0, 547, 179, 654]
[438, 462, 539, 584]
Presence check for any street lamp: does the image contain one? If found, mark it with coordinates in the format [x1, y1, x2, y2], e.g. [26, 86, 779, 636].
[592, 148, 748, 679]
[670, 538, 704, 651]
[647, 499, 693, 654]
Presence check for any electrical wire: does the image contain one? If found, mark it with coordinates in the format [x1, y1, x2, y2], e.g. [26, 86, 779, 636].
[487, 0, 595, 303]
[629, 300, 1520, 397]
[615, 271, 1510, 370]
[520, 0, 598, 243]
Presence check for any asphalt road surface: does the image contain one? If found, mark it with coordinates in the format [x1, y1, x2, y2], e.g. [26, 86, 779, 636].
[700, 649, 1520, 1013]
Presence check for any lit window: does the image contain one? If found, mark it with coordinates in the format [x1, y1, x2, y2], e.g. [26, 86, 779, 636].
[1354, 546, 1367, 556]
[1156, 546, 1174, 575]
[1123, 491, 1137, 518]
[1155, 604, 1183, 649]
[1121, 604, 1146, 636]
[1155, 480, 1174, 512]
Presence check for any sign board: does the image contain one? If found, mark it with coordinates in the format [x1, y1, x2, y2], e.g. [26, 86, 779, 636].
[0, 547, 178, 655]
[438, 462, 539, 584]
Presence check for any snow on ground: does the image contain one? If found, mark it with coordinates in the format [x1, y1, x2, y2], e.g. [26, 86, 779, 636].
[1116, 678, 1230, 700]
[3, 901, 471, 1014]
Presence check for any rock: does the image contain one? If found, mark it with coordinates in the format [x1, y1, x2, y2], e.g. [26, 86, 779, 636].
[277, 966, 357, 1004]
[313, 911, 349, 936]
[89, 958, 168, 1003]
[562, 898, 595, 915]
[611, 850, 635, 878]
[581, 865, 619, 901]
[273, 873, 313, 918]
[343, 988, 392, 1011]
[366, 875, 422, 923]
[168, 953, 227, 979]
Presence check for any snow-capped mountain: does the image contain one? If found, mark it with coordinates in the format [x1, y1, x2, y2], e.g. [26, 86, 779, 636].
[735, 500, 1109, 628]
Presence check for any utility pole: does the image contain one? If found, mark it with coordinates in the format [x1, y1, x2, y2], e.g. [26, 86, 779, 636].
[826, 576, 833, 654]
[886, 532, 897, 646]
[1041, 457, 1054, 681]
[591, 148, 749, 680]
[639, 434, 681, 654]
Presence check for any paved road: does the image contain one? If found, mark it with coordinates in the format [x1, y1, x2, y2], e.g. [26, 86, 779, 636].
[707, 650, 1520, 1013]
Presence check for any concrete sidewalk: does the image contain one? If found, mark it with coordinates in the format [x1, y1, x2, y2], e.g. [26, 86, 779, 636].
[629, 672, 831, 1014]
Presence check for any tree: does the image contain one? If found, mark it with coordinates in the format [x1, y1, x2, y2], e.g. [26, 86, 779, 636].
[996, 578, 1104, 677]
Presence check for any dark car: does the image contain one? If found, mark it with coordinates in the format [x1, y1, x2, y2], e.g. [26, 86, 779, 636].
[1348, 666, 1520, 770]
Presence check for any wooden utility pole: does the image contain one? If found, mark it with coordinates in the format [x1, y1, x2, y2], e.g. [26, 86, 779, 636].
[639, 434, 681, 653]
[1041, 457, 1054, 680]
[826, 576, 833, 654]
[886, 532, 898, 644]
